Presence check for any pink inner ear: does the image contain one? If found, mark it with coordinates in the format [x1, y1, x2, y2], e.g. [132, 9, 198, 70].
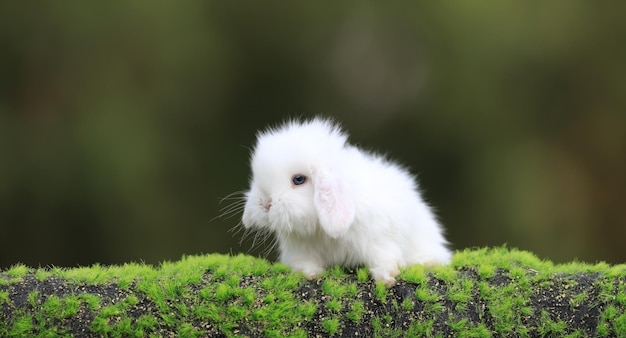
[314, 169, 355, 238]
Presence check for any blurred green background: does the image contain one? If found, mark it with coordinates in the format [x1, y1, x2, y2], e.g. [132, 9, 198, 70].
[1, 2, 624, 268]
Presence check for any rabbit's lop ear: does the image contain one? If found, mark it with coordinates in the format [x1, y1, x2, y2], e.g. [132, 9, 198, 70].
[313, 168, 355, 238]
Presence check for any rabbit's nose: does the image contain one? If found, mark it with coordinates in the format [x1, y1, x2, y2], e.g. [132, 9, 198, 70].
[263, 198, 272, 211]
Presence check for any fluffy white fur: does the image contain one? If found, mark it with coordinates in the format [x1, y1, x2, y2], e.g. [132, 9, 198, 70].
[241, 117, 451, 285]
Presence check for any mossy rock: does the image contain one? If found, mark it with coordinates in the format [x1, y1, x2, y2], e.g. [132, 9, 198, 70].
[1, 247, 625, 337]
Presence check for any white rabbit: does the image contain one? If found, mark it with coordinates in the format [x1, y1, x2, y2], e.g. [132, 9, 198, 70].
[241, 117, 452, 285]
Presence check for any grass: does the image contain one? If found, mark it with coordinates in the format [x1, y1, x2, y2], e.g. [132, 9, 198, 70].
[347, 300, 365, 322]
[0, 247, 625, 336]
[374, 281, 388, 302]
[321, 279, 346, 298]
[322, 318, 340, 336]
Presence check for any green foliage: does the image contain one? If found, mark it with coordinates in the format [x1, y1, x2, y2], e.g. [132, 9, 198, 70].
[537, 310, 567, 336]
[322, 318, 340, 336]
[614, 312, 626, 337]
[299, 301, 317, 320]
[415, 284, 439, 303]
[346, 282, 359, 297]
[27, 291, 39, 307]
[407, 319, 435, 337]
[6, 264, 29, 278]
[10, 315, 33, 337]
[374, 282, 388, 302]
[372, 316, 403, 338]
[448, 279, 474, 304]
[401, 297, 414, 311]
[569, 291, 588, 307]
[0, 291, 9, 306]
[477, 264, 496, 279]
[321, 279, 347, 298]
[356, 268, 369, 283]
[136, 315, 158, 333]
[347, 300, 365, 322]
[326, 298, 342, 313]
[1, 248, 626, 336]
[400, 264, 428, 284]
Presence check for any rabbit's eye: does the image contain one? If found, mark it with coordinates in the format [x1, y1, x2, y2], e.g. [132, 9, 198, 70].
[291, 174, 307, 186]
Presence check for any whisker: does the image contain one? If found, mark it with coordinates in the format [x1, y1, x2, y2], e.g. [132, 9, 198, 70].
[218, 191, 247, 204]
[211, 192, 247, 222]
[218, 205, 244, 220]
[217, 193, 278, 258]
[250, 230, 265, 251]
[219, 199, 246, 213]
[219, 199, 244, 210]
[228, 221, 244, 235]
[261, 235, 278, 258]
[249, 225, 273, 254]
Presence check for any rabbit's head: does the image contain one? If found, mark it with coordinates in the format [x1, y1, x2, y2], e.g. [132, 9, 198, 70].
[242, 118, 356, 238]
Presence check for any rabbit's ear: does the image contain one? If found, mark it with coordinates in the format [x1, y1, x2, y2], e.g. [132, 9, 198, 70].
[314, 168, 355, 238]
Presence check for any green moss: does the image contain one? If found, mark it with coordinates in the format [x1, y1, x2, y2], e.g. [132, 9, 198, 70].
[298, 301, 317, 320]
[449, 318, 492, 338]
[214, 283, 233, 303]
[406, 319, 435, 337]
[321, 279, 346, 298]
[596, 321, 610, 337]
[356, 267, 369, 283]
[62, 295, 81, 318]
[615, 312, 626, 336]
[466, 324, 493, 338]
[484, 285, 533, 336]
[326, 298, 342, 312]
[565, 329, 587, 338]
[136, 314, 158, 331]
[99, 304, 122, 318]
[617, 283, 626, 306]
[0, 290, 9, 306]
[1, 248, 626, 336]
[537, 310, 567, 336]
[241, 287, 256, 306]
[374, 282, 388, 302]
[192, 303, 221, 322]
[449, 318, 469, 332]
[415, 284, 439, 303]
[10, 314, 33, 336]
[477, 264, 496, 279]
[26, 290, 39, 308]
[33, 269, 50, 282]
[178, 322, 201, 337]
[448, 279, 474, 304]
[604, 264, 626, 279]
[346, 282, 358, 297]
[598, 281, 615, 303]
[401, 297, 414, 311]
[452, 246, 550, 273]
[372, 316, 403, 338]
[569, 291, 588, 307]
[347, 300, 364, 322]
[322, 318, 340, 336]
[431, 265, 457, 282]
[6, 264, 29, 278]
[326, 266, 346, 278]
[225, 304, 245, 321]
[400, 264, 428, 284]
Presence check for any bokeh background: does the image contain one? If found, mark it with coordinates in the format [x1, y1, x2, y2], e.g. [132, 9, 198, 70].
[1, 2, 624, 269]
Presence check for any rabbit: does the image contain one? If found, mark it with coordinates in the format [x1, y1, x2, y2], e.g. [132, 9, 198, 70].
[241, 117, 452, 285]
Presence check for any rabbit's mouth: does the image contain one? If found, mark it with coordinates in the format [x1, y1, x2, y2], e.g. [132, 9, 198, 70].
[261, 197, 272, 212]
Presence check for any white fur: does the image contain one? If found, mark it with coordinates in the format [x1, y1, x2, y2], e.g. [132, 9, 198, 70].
[241, 118, 452, 285]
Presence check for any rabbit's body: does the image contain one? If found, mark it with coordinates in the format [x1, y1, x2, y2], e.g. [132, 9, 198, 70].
[242, 118, 451, 284]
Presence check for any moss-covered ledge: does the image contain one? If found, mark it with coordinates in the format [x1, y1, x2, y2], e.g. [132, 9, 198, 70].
[1, 248, 625, 337]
